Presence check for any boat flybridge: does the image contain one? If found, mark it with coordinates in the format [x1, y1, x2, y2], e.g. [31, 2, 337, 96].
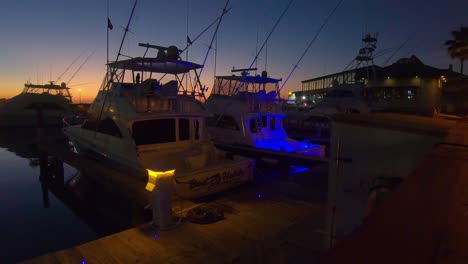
[204, 69, 325, 157]
[64, 44, 254, 199]
[0, 82, 73, 127]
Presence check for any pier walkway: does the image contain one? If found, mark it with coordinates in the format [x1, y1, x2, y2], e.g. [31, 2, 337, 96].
[23, 164, 329, 263]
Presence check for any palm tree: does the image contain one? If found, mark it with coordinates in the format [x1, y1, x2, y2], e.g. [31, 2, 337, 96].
[445, 26, 468, 74]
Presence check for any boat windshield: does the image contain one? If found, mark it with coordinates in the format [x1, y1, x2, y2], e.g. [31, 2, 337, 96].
[212, 75, 281, 96]
[132, 117, 203, 146]
[132, 119, 176, 145]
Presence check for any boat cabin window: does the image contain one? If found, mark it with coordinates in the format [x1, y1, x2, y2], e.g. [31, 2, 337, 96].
[250, 118, 259, 133]
[207, 114, 239, 131]
[261, 116, 267, 128]
[269, 116, 276, 131]
[179, 118, 190, 141]
[132, 119, 176, 145]
[250, 116, 268, 133]
[81, 118, 122, 138]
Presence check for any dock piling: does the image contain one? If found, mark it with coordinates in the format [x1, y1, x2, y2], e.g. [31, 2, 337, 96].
[151, 175, 175, 229]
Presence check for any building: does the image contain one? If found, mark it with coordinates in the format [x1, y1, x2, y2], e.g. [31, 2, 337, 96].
[290, 55, 464, 114]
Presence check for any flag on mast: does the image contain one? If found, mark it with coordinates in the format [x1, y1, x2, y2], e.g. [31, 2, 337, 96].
[107, 18, 113, 30]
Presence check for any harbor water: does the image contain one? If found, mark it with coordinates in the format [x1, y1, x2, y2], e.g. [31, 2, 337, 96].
[0, 128, 148, 262]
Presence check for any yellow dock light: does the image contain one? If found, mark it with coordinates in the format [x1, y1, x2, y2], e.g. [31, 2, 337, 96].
[145, 169, 176, 191]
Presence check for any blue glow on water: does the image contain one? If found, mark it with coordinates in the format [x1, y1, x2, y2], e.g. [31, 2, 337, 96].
[290, 166, 309, 174]
[81, 260, 86, 264]
[253, 138, 321, 156]
[257, 193, 263, 199]
[153, 234, 159, 239]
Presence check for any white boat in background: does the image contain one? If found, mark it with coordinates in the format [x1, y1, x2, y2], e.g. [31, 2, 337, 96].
[64, 43, 254, 199]
[204, 69, 325, 158]
[284, 34, 381, 143]
[305, 82, 371, 115]
[0, 82, 73, 127]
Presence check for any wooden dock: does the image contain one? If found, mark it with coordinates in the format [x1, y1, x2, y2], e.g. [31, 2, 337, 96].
[23, 166, 329, 264]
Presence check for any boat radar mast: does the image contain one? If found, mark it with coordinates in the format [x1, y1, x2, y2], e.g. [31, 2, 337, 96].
[355, 33, 378, 79]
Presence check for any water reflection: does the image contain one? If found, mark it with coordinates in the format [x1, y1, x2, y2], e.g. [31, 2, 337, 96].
[0, 128, 149, 263]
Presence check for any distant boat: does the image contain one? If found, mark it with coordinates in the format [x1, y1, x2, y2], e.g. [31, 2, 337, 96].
[64, 43, 254, 199]
[284, 34, 380, 142]
[204, 69, 325, 157]
[0, 82, 73, 127]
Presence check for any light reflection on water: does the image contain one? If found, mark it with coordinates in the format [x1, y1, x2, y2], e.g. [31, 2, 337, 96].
[0, 128, 328, 262]
[0, 128, 147, 263]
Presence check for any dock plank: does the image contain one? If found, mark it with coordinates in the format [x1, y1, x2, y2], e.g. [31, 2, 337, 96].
[22, 178, 325, 264]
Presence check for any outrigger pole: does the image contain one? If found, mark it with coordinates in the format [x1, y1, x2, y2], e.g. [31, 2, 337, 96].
[55, 50, 86, 83]
[180, 6, 232, 55]
[278, 0, 344, 94]
[66, 50, 96, 85]
[233, 0, 294, 95]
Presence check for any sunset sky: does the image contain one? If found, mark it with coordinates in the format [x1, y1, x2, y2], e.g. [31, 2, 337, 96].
[0, 0, 466, 103]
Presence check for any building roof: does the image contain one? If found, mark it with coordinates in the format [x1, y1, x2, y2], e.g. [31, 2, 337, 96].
[302, 66, 381, 83]
[302, 55, 465, 83]
[377, 55, 463, 79]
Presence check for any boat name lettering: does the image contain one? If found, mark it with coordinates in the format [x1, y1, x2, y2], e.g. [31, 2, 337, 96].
[188, 168, 245, 190]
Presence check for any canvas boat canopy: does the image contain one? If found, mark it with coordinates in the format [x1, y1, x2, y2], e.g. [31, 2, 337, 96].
[108, 58, 202, 74]
[216, 75, 281, 84]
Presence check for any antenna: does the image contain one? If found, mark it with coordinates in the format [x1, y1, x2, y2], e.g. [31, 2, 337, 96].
[233, 0, 294, 94]
[115, 0, 138, 63]
[279, 0, 344, 93]
[214, 30, 218, 77]
[255, 25, 259, 75]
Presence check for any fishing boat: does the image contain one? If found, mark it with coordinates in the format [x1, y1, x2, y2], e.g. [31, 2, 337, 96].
[64, 43, 254, 199]
[0, 82, 73, 127]
[204, 69, 325, 157]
